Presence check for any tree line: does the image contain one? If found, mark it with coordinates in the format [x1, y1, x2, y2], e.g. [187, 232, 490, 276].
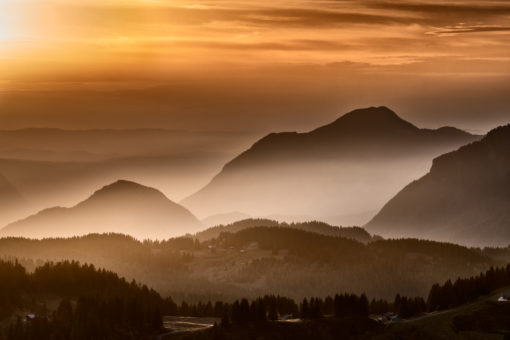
[2, 261, 510, 339]
[427, 264, 510, 311]
[160, 292, 426, 326]
[0, 260, 167, 340]
[0, 229, 495, 301]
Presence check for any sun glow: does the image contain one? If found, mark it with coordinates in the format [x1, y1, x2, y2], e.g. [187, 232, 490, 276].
[0, 19, 14, 42]
[0, 1, 21, 42]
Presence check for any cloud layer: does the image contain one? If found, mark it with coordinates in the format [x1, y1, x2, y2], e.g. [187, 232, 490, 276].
[0, 0, 509, 132]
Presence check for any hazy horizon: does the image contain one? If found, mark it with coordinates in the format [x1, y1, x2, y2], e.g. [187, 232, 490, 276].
[2, 0, 510, 135]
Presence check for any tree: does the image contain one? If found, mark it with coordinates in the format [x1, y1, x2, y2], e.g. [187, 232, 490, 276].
[301, 298, 309, 319]
[268, 300, 278, 322]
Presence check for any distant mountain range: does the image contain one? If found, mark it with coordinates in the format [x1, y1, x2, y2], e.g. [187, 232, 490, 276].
[0, 128, 257, 162]
[366, 124, 510, 246]
[0, 127, 253, 218]
[0, 180, 202, 239]
[0, 173, 21, 202]
[183, 107, 480, 224]
[0, 152, 230, 221]
[0, 174, 25, 226]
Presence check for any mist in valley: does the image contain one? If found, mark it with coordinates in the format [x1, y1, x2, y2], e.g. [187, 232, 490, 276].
[2, 0, 510, 337]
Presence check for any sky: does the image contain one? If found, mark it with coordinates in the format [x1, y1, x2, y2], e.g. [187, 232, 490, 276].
[1, 0, 509, 133]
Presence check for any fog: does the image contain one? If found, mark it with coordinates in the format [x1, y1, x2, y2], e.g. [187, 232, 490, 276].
[0, 128, 263, 227]
[0, 109, 480, 234]
[183, 157, 439, 226]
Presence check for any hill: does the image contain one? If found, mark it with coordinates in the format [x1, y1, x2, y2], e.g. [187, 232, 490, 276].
[0, 260, 168, 339]
[195, 218, 374, 243]
[0, 180, 202, 239]
[0, 228, 497, 302]
[182, 107, 479, 225]
[369, 285, 510, 339]
[366, 124, 510, 247]
[0, 151, 230, 216]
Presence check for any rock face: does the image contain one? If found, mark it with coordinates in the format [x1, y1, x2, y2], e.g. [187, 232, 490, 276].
[0, 180, 202, 239]
[182, 107, 479, 225]
[366, 124, 510, 246]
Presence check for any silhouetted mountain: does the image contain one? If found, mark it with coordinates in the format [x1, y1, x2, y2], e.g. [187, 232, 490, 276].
[0, 173, 20, 202]
[0, 151, 230, 216]
[366, 124, 510, 246]
[183, 107, 479, 223]
[0, 127, 253, 215]
[0, 180, 202, 239]
[217, 107, 474, 167]
[0, 173, 25, 226]
[195, 218, 373, 243]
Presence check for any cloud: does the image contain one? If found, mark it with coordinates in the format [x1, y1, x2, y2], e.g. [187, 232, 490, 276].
[429, 25, 510, 35]
[137, 39, 354, 52]
[368, 1, 510, 18]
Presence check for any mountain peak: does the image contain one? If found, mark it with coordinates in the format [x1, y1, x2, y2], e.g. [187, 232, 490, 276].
[100, 179, 147, 191]
[1, 180, 202, 239]
[85, 179, 168, 204]
[344, 106, 398, 119]
[311, 106, 417, 136]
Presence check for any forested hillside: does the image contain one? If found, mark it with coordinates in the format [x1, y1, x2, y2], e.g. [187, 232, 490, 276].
[0, 260, 168, 339]
[195, 219, 373, 242]
[0, 228, 498, 302]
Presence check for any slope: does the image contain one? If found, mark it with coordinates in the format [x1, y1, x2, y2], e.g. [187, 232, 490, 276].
[0, 180, 202, 239]
[183, 107, 479, 224]
[366, 124, 510, 246]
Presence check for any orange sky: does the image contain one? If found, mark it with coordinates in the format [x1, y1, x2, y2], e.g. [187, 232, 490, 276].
[1, 0, 510, 132]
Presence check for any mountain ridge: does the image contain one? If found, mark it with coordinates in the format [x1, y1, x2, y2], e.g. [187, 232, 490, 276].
[182, 106, 480, 222]
[365, 123, 510, 246]
[219, 106, 477, 171]
[0, 173, 26, 227]
[194, 218, 374, 243]
[0, 179, 202, 240]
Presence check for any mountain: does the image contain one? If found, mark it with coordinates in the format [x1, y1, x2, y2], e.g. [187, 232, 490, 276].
[0, 173, 21, 202]
[195, 218, 374, 243]
[0, 173, 26, 226]
[0, 127, 256, 218]
[366, 124, 510, 246]
[182, 107, 479, 224]
[0, 180, 202, 239]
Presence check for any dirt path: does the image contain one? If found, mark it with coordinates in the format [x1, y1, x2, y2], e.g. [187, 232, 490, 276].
[155, 316, 219, 340]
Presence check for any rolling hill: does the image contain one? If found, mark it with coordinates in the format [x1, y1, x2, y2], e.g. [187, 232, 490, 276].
[366, 124, 510, 247]
[194, 218, 374, 243]
[182, 107, 479, 225]
[0, 180, 202, 239]
[0, 228, 496, 301]
[0, 128, 254, 222]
